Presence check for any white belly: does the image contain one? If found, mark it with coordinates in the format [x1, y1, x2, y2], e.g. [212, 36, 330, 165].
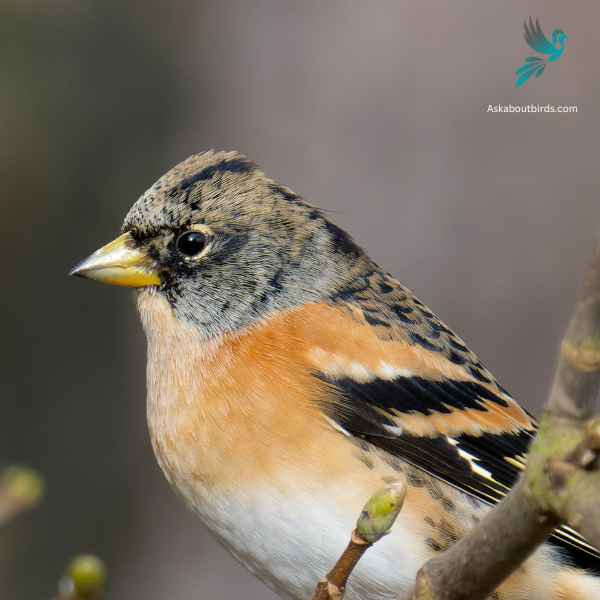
[183, 477, 430, 600]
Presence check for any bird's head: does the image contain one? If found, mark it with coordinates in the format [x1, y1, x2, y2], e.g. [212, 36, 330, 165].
[70, 151, 368, 338]
[552, 29, 567, 48]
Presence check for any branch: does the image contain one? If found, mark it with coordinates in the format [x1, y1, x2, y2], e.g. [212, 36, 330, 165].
[412, 240, 600, 600]
[312, 480, 407, 600]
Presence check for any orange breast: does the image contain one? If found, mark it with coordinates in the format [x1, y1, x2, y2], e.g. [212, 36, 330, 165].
[138, 292, 380, 499]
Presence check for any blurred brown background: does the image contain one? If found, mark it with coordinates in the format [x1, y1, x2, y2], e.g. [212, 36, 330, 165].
[1, 1, 599, 598]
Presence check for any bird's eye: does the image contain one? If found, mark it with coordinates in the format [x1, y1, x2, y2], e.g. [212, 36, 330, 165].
[176, 231, 207, 257]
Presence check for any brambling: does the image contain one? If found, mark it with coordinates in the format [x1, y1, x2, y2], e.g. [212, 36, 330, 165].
[71, 151, 600, 600]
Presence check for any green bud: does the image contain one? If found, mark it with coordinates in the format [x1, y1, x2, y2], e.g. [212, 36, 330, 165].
[356, 481, 407, 544]
[67, 555, 107, 597]
[1, 466, 45, 508]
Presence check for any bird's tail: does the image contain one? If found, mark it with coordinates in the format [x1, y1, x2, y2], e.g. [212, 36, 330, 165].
[515, 56, 546, 88]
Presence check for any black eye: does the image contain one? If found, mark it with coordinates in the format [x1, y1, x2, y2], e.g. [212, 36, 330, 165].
[176, 231, 207, 257]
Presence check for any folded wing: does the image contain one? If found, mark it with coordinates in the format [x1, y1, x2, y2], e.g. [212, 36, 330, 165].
[309, 272, 600, 569]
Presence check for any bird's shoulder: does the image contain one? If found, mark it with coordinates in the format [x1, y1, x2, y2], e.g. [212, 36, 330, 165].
[327, 264, 505, 390]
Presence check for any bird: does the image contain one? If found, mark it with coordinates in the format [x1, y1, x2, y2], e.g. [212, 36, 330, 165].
[515, 18, 567, 88]
[70, 151, 600, 599]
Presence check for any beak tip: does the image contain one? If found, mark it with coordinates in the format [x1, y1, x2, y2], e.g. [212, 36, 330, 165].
[68, 261, 86, 278]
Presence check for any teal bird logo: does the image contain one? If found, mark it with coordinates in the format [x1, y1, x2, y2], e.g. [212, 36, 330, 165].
[515, 18, 567, 88]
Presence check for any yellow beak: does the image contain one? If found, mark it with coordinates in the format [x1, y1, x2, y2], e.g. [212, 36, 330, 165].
[69, 232, 161, 288]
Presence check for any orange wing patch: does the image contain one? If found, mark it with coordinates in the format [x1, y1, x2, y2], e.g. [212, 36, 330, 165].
[286, 302, 534, 437]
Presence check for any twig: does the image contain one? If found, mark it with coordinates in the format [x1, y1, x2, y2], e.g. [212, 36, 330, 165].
[312, 532, 371, 600]
[312, 480, 407, 600]
[412, 239, 600, 600]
